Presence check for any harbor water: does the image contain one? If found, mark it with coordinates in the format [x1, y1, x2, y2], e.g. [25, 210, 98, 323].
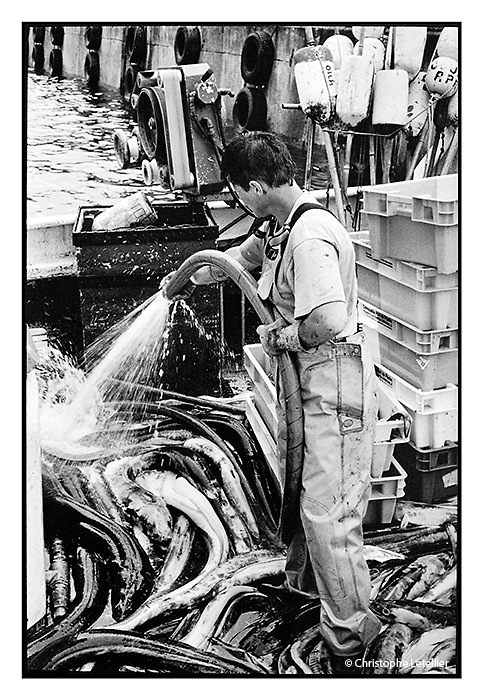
[26, 71, 329, 220]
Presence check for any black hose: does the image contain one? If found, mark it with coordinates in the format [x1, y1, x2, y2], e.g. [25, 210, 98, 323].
[163, 250, 304, 545]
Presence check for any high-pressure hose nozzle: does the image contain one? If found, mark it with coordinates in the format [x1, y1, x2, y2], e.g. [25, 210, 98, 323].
[162, 249, 304, 545]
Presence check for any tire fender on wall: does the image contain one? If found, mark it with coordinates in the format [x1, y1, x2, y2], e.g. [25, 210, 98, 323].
[49, 48, 63, 78]
[174, 26, 202, 65]
[241, 30, 275, 86]
[232, 87, 267, 131]
[84, 51, 100, 87]
[85, 26, 102, 52]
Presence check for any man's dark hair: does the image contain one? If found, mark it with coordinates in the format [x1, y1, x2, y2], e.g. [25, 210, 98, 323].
[221, 131, 296, 190]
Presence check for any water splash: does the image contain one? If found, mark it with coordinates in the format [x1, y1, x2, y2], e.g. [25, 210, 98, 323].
[38, 290, 171, 453]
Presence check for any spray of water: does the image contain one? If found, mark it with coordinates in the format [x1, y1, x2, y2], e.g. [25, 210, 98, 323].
[39, 290, 172, 453]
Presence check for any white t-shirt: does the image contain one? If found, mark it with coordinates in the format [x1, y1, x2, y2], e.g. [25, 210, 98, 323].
[238, 192, 358, 338]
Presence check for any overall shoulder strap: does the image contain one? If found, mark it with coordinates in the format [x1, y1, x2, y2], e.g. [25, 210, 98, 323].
[278, 202, 337, 259]
[287, 202, 336, 232]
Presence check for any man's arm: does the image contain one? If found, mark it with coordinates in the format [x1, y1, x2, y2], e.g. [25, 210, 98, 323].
[257, 300, 348, 356]
[190, 240, 262, 285]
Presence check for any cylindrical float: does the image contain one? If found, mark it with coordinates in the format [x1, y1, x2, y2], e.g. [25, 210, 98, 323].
[406, 71, 430, 137]
[372, 69, 409, 126]
[294, 44, 336, 123]
[352, 26, 385, 40]
[322, 33, 353, 70]
[336, 49, 374, 127]
[436, 26, 458, 60]
[425, 56, 458, 98]
[393, 26, 427, 80]
[354, 37, 385, 73]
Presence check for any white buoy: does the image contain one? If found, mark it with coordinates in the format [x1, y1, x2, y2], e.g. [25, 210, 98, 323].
[393, 26, 427, 80]
[354, 37, 385, 73]
[436, 26, 458, 60]
[372, 69, 409, 126]
[322, 34, 354, 69]
[336, 53, 374, 126]
[351, 26, 385, 40]
[425, 56, 458, 97]
[406, 72, 430, 137]
[294, 44, 336, 122]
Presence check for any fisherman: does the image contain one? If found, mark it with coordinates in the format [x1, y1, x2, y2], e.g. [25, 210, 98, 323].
[161, 131, 381, 673]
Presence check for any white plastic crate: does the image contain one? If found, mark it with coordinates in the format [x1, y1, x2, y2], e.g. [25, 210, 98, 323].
[365, 458, 407, 526]
[362, 175, 458, 273]
[363, 317, 458, 391]
[244, 344, 411, 479]
[245, 394, 280, 483]
[375, 363, 458, 449]
[243, 344, 277, 440]
[351, 231, 459, 291]
[355, 259, 458, 331]
[359, 300, 459, 354]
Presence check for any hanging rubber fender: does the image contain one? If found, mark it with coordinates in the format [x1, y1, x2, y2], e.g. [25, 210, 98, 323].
[128, 26, 147, 65]
[84, 26, 102, 52]
[113, 129, 131, 169]
[33, 27, 46, 44]
[174, 26, 202, 65]
[50, 26, 64, 48]
[137, 87, 166, 160]
[232, 87, 267, 132]
[49, 48, 63, 78]
[32, 44, 45, 75]
[241, 30, 275, 86]
[123, 63, 139, 103]
[84, 51, 100, 87]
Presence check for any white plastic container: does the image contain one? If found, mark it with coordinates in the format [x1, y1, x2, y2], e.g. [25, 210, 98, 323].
[362, 174, 459, 274]
[375, 363, 458, 449]
[359, 300, 459, 354]
[363, 318, 458, 391]
[364, 458, 407, 526]
[245, 394, 280, 482]
[355, 261, 458, 331]
[350, 231, 458, 291]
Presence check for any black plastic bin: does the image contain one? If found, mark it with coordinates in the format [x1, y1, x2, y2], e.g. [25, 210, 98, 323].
[394, 441, 458, 503]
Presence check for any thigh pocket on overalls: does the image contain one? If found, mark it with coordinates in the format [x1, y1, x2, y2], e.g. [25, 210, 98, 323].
[335, 344, 364, 435]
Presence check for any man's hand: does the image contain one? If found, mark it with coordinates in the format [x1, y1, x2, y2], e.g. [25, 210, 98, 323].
[159, 271, 196, 301]
[256, 318, 289, 356]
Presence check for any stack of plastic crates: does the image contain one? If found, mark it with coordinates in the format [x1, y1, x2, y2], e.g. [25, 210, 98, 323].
[355, 174, 459, 503]
[243, 344, 410, 525]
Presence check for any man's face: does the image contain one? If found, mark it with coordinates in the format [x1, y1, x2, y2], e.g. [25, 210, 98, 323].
[231, 180, 270, 218]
